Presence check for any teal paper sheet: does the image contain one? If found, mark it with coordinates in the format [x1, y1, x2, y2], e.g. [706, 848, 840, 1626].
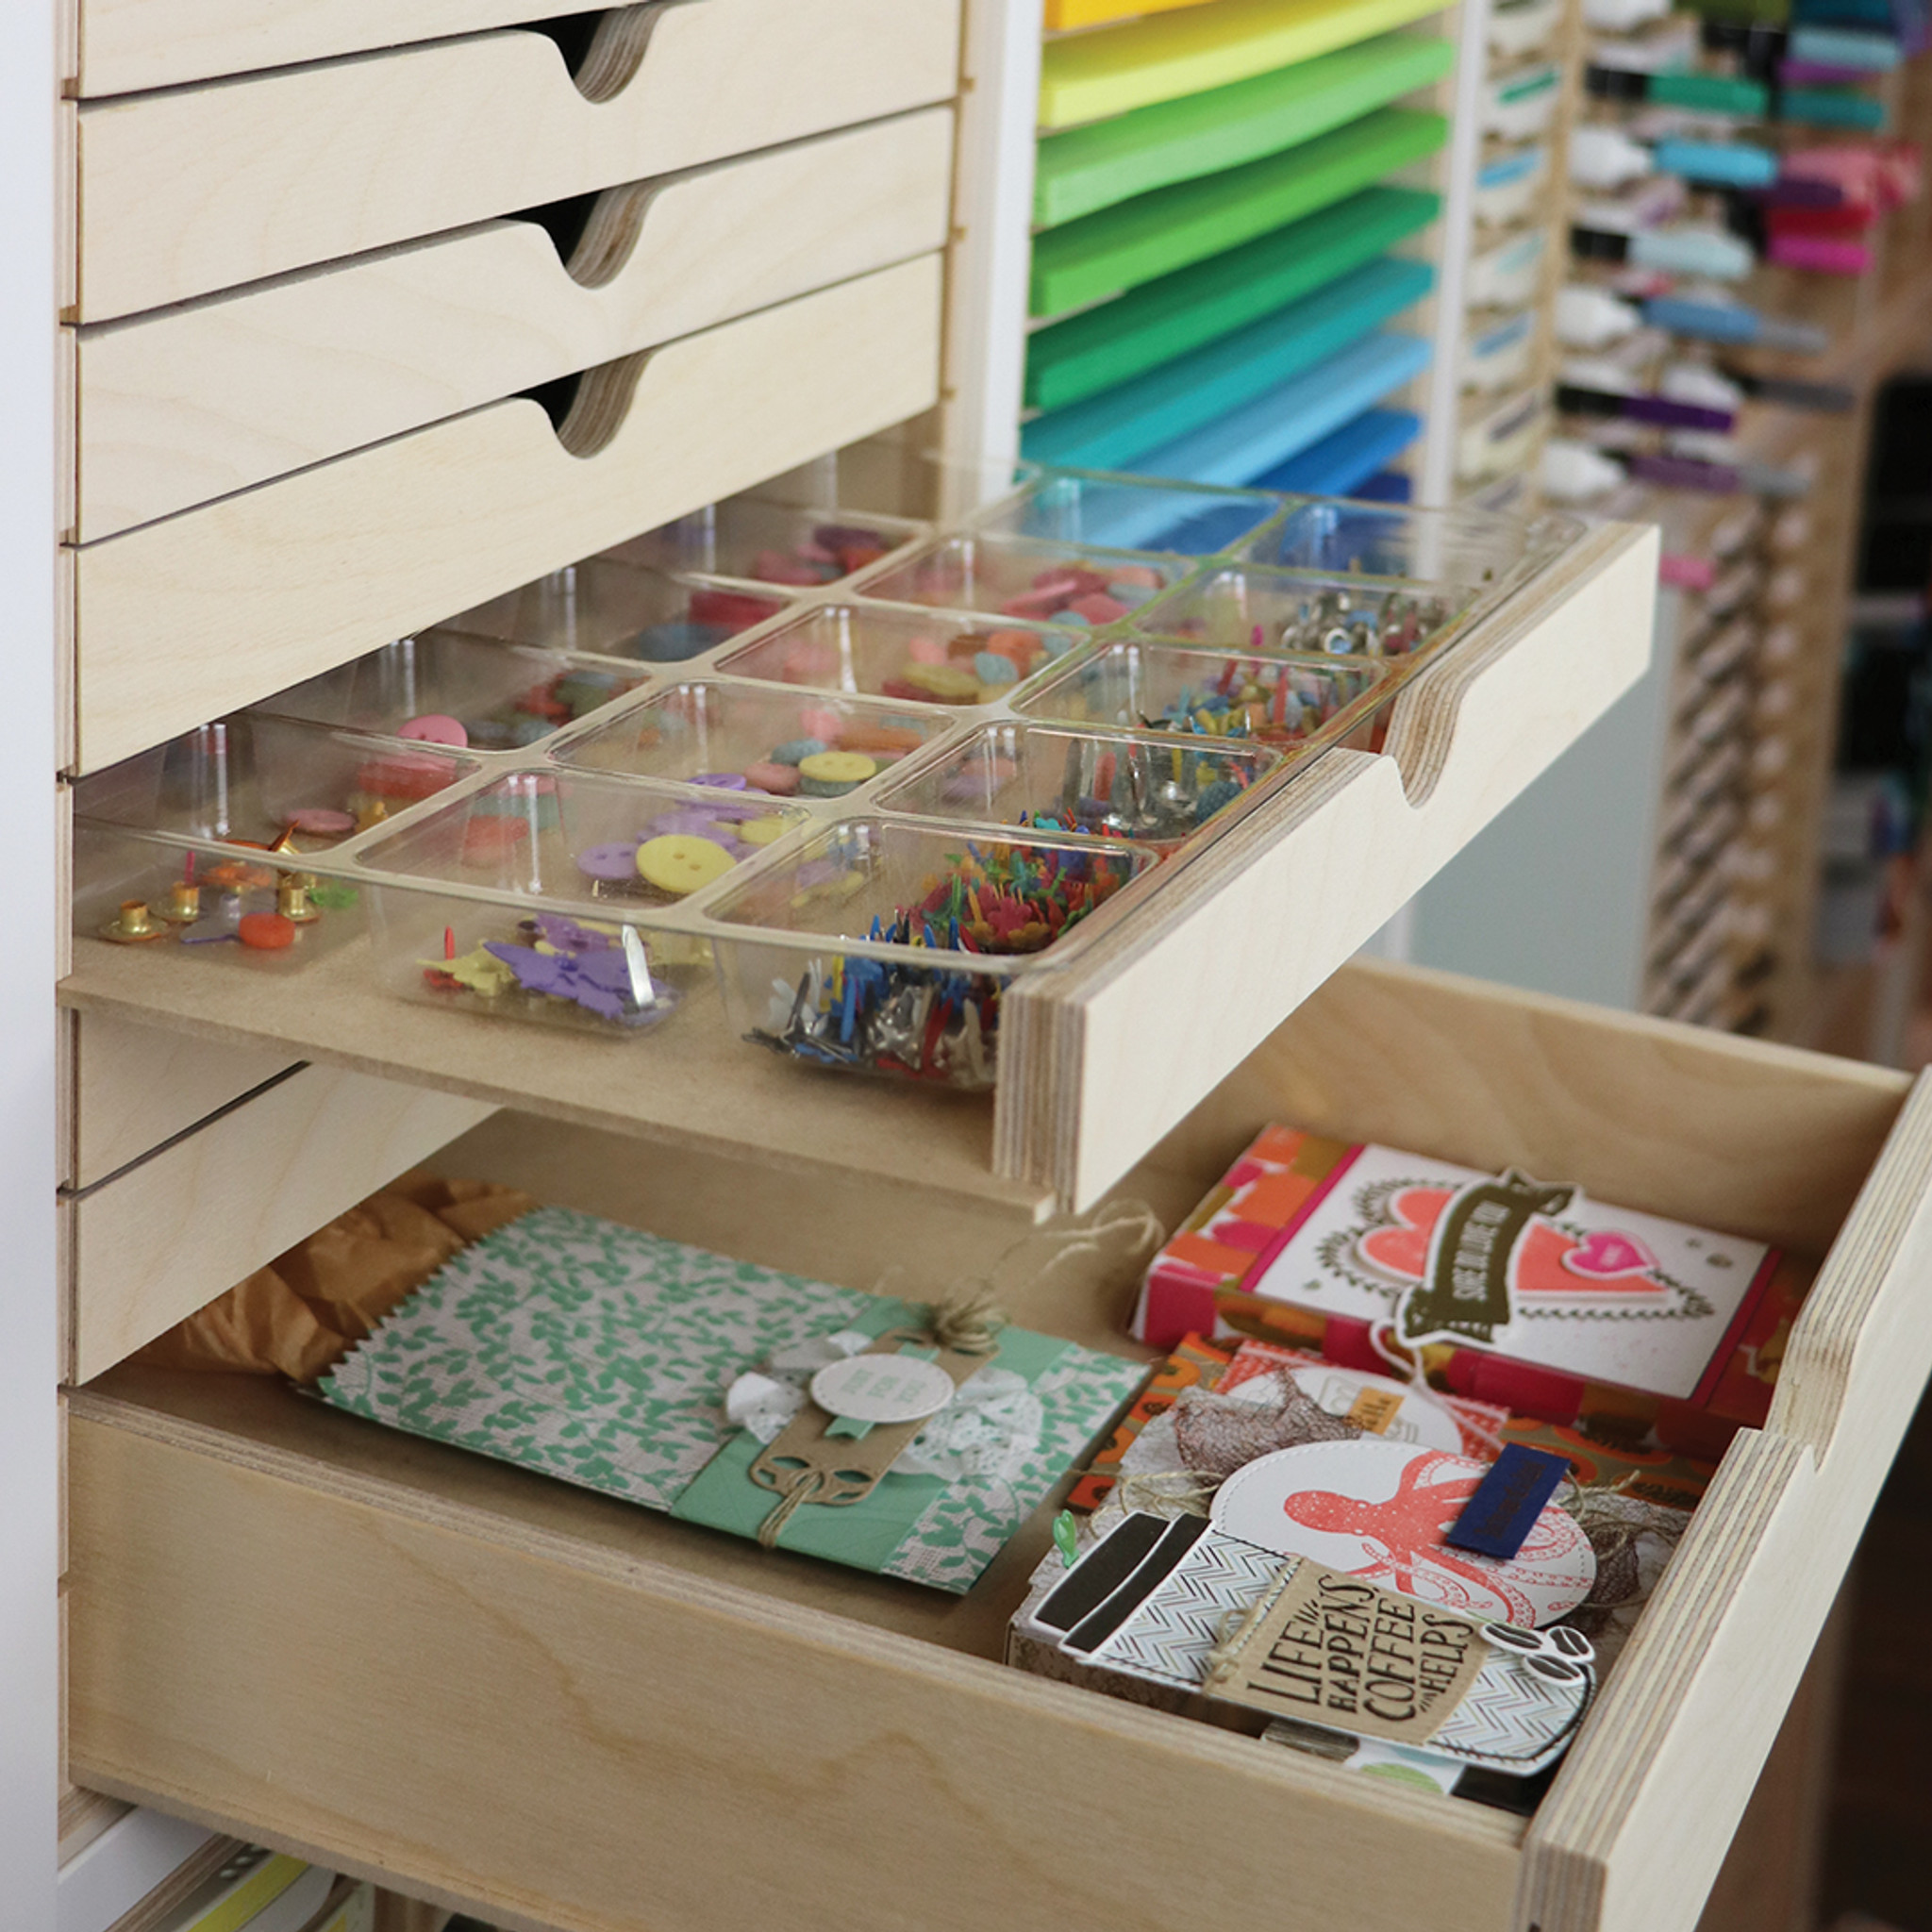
[318, 1206, 1143, 1593]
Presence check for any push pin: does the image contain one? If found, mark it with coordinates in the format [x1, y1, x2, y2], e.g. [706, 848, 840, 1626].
[276, 874, 321, 924]
[154, 878, 202, 924]
[353, 797, 391, 833]
[268, 824, 307, 858]
[100, 899, 169, 943]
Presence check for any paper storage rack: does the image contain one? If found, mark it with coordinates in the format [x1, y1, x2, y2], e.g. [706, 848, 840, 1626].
[61, 958, 1932, 1932]
[61, 468, 1658, 1210]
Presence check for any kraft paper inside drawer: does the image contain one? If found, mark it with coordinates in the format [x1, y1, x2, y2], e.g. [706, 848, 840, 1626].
[73, 0, 961, 321]
[61, 1060, 495, 1384]
[62, 961, 1932, 1932]
[75, 109, 954, 541]
[61, 516, 1657, 1214]
[69, 255, 944, 774]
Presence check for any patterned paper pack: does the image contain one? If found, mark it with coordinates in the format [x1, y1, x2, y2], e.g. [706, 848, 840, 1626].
[319, 1205, 1144, 1593]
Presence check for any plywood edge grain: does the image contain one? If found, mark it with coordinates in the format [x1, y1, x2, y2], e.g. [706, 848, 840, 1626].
[1519, 1072, 1932, 1932]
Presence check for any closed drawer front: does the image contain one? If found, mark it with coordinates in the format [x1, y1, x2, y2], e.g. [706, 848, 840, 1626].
[74, 0, 962, 321]
[75, 0, 561, 95]
[61, 1062, 495, 1382]
[62, 519, 1657, 1212]
[75, 108, 955, 541]
[62, 961, 1932, 1932]
[65, 1010, 300, 1191]
[70, 254, 945, 772]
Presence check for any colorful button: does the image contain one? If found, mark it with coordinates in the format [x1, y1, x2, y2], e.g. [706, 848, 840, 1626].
[398, 713, 469, 748]
[577, 841, 642, 883]
[735, 816, 791, 847]
[742, 759, 802, 795]
[796, 751, 877, 796]
[237, 912, 297, 950]
[636, 834, 738, 895]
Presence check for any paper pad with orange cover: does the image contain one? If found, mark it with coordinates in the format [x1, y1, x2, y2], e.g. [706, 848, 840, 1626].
[1134, 1125, 1807, 1458]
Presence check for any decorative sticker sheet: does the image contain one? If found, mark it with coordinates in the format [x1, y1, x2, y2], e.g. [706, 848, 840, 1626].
[318, 1206, 1142, 1592]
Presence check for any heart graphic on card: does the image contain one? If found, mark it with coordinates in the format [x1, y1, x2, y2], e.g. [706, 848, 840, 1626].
[1357, 1188, 1455, 1280]
[1561, 1230, 1657, 1279]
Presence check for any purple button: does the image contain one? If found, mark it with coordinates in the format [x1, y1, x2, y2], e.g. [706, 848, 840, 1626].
[576, 841, 641, 883]
[647, 809, 736, 841]
[691, 772, 748, 790]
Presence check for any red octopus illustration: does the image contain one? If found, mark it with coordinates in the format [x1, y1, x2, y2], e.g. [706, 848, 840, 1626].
[1276, 1447, 1589, 1624]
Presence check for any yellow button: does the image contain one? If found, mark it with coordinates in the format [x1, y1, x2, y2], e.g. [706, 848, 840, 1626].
[636, 833, 737, 895]
[734, 816, 791, 847]
[797, 750, 877, 787]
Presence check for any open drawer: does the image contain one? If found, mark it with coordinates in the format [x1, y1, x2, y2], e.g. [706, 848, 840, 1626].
[60, 514, 1658, 1211]
[63, 959, 1932, 1932]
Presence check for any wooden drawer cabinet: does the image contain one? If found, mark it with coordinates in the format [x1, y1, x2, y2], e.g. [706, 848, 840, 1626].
[72, 0, 962, 320]
[75, 108, 955, 540]
[62, 960, 1932, 1932]
[72, 254, 946, 771]
[60, 1058, 493, 1381]
[61, 521, 1658, 1208]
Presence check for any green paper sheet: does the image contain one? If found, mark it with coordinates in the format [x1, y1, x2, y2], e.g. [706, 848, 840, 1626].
[1031, 108, 1446, 317]
[317, 1206, 1145, 1594]
[1023, 255, 1433, 471]
[1025, 185, 1440, 412]
[1035, 34, 1453, 229]
[1041, 0, 1454, 128]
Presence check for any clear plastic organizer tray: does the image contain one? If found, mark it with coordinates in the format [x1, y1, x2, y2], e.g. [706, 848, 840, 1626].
[74, 465, 1579, 1079]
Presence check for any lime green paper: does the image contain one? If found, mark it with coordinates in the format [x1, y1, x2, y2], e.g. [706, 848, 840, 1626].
[1025, 185, 1439, 411]
[1036, 35, 1453, 229]
[1041, 0, 1454, 127]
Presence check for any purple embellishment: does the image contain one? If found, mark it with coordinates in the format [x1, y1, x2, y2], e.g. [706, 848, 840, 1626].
[576, 841, 641, 883]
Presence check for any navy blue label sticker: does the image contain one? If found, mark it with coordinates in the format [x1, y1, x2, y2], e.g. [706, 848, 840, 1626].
[1443, 1443, 1571, 1560]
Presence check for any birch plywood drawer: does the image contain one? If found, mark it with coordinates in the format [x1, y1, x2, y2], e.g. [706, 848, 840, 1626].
[62, 960, 1932, 1932]
[61, 1061, 495, 1383]
[61, 519, 1659, 1212]
[71, 0, 962, 321]
[71, 255, 945, 771]
[75, 109, 956, 541]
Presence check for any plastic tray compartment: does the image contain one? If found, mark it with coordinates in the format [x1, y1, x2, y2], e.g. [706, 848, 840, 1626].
[1234, 494, 1580, 590]
[707, 817, 1157, 1090]
[968, 469, 1286, 556]
[443, 548, 808, 666]
[713, 603, 1086, 707]
[1014, 639, 1390, 754]
[603, 497, 930, 589]
[356, 769, 805, 1039]
[70, 716, 475, 968]
[1125, 562, 1483, 663]
[852, 533, 1188, 626]
[546, 680, 951, 798]
[256, 632, 647, 748]
[873, 720, 1281, 850]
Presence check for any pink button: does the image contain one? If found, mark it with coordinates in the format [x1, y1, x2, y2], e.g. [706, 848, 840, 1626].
[399, 713, 469, 748]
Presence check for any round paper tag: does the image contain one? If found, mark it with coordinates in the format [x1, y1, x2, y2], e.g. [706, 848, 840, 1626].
[809, 1353, 955, 1427]
[1209, 1438, 1595, 1627]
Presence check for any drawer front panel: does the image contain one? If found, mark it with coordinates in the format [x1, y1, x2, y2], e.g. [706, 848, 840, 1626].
[76, 0, 555, 96]
[60, 962, 1932, 1932]
[75, 0, 961, 321]
[75, 108, 955, 541]
[71, 254, 945, 773]
[65, 1405, 1522, 1932]
[70, 1010, 300, 1191]
[64, 1065, 494, 1382]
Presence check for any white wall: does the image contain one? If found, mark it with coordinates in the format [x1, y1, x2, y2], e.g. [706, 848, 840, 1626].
[1, 1, 63, 1920]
